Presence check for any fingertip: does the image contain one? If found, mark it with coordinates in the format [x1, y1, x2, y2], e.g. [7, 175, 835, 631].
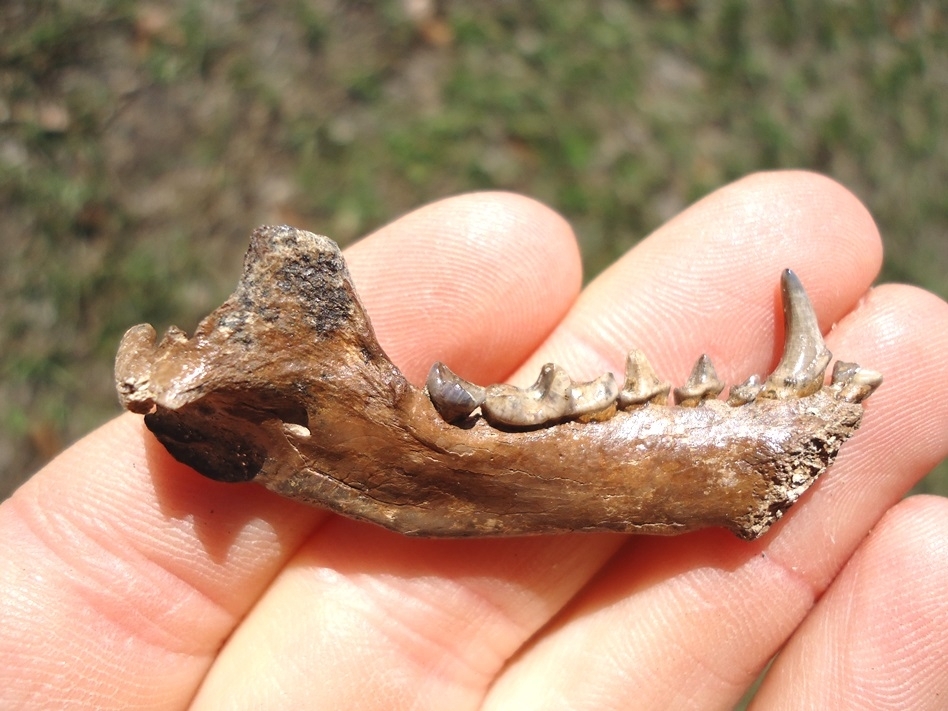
[346, 192, 582, 383]
[755, 495, 948, 709]
[717, 170, 883, 275]
[531, 170, 885, 385]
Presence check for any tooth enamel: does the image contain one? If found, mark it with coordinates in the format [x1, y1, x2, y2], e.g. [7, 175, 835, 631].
[482, 363, 572, 427]
[760, 269, 832, 399]
[568, 372, 619, 419]
[479, 365, 620, 427]
[426, 362, 486, 422]
[674, 354, 725, 406]
[727, 374, 763, 406]
[618, 349, 670, 407]
[830, 361, 883, 403]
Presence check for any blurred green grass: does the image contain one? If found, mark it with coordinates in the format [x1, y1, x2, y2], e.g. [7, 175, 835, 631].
[1, 1, 945, 501]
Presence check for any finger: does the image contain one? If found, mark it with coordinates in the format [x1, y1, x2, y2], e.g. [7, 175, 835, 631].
[191, 172, 888, 710]
[751, 495, 948, 709]
[485, 283, 948, 710]
[0, 193, 581, 709]
[515, 170, 882, 383]
[348, 191, 582, 383]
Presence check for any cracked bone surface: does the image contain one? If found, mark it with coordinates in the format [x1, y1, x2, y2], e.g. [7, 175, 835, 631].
[116, 226, 881, 540]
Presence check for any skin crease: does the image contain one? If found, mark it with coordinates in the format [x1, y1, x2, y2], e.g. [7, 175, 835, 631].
[0, 173, 946, 710]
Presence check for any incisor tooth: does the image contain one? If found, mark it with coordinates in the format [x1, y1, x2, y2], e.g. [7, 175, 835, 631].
[674, 354, 724, 407]
[760, 269, 832, 399]
[830, 361, 883, 403]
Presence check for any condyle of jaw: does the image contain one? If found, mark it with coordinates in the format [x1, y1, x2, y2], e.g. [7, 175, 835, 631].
[115, 226, 884, 540]
[427, 269, 882, 429]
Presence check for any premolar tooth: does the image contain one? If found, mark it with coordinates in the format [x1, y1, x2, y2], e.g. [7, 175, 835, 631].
[760, 269, 832, 399]
[482, 363, 571, 427]
[830, 361, 883, 403]
[727, 374, 763, 406]
[674, 354, 725, 407]
[568, 372, 619, 419]
[426, 362, 486, 422]
[618, 349, 670, 407]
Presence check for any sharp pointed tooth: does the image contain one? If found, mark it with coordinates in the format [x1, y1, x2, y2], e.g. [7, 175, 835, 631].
[426, 362, 486, 422]
[830, 361, 883, 403]
[618, 349, 670, 407]
[727, 374, 763, 406]
[760, 269, 832, 399]
[674, 354, 725, 407]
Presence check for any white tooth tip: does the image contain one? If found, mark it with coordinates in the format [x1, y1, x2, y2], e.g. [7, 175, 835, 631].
[830, 361, 883, 403]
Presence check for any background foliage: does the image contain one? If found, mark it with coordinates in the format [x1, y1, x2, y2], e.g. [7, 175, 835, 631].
[2, 0, 946, 506]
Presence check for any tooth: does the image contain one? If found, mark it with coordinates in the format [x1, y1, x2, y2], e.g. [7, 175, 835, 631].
[618, 349, 670, 407]
[830, 361, 883, 403]
[426, 362, 486, 422]
[567, 372, 619, 419]
[674, 354, 724, 407]
[760, 269, 832, 399]
[482, 363, 571, 428]
[727, 374, 763, 406]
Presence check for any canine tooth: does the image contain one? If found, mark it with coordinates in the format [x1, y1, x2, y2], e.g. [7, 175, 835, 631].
[674, 354, 724, 406]
[567, 372, 619, 418]
[618, 349, 670, 407]
[727, 374, 763, 406]
[482, 363, 571, 427]
[830, 361, 883, 403]
[426, 362, 486, 422]
[760, 269, 832, 399]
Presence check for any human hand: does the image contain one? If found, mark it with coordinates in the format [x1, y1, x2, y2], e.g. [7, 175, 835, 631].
[3, 172, 947, 709]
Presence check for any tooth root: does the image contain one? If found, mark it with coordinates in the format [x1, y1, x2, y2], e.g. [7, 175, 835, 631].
[426, 362, 486, 423]
[761, 269, 832, 399]
[674, 354, 725, 407]
[727, 374, 763, 406]
[567, 372, 619, 419]
[482, 364, 571, 428]
[618, 349, 670, 408]
[830, 361, 883, 403]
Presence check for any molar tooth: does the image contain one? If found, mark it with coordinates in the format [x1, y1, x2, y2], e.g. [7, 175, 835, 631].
[426, 362, 486, 423]
[618, 349, 670, 407]
[567, 372, 619, 419]
[674, 355, 724, 407]
[482, 363, 571, 428]
[830, 361, 883, 403]
[727, 374, 763, 406]
[760, 269, 832, 399]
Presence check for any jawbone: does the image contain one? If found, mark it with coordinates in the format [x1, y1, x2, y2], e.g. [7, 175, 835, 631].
[115, 225, 881, 540]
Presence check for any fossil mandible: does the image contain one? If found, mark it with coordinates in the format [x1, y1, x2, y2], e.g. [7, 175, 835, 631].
[115, 225, 881, 540]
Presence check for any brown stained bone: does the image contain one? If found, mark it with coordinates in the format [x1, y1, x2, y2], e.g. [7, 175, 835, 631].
[115, 226, 882, 540]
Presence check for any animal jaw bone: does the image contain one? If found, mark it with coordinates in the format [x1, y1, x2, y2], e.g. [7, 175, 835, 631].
[115, 225, 881, 540]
